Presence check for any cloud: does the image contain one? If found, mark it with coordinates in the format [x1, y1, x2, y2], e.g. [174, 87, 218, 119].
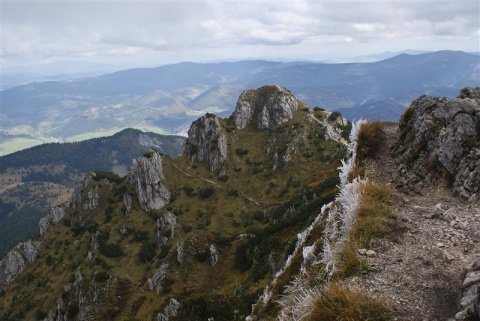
[1, 0, 478, 68]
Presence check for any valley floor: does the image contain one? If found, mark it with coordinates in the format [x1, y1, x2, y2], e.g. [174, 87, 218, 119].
[348, 123, 480, 320]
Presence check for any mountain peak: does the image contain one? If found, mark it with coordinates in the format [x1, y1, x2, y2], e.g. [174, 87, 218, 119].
[232, 85, 298, 131]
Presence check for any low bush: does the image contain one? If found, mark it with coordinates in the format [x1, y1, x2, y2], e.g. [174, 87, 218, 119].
[198, 187, 215, 199]
[94, 270, 109, 283]
[328, 111, 342, 121]
[235, 148, 249, 156]
[99, 242, 124, 258]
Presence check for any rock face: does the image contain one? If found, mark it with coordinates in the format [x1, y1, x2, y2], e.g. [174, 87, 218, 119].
[393, 87, 480, 198]
[39, 207, 65, 235]
[185, 114, 228, 174]
[68, 172, 101, 211]
[157, 211, 177, 245]
[46, 269, 114, 321]
[127, 150, 171, 212]
[123, 194, 132, 214]
[232, 85, 298, 131]
[148, 263, 169, 294]
[157, 298, 180, 321]
[0, 240, 41, 289]
[456, 260, 480, 320]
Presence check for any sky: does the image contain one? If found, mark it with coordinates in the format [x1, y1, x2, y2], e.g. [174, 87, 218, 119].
[1, 0, 479, 71]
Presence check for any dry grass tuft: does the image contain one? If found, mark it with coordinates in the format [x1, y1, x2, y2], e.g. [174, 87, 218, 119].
[307, 283, 391, 321]
[357, 121, 384, 161]
[338, 181, 394, 277]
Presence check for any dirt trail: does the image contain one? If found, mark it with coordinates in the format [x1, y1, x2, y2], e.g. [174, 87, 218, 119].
[349, 123, 480, 321]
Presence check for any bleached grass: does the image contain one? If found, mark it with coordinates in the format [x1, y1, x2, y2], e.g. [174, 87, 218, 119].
[250, 120, 381, 321]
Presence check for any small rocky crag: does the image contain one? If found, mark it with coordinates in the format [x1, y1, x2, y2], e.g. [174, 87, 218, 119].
[127, 149, 171, 211]
[233, 85, 298, 131]
[39, 207, 65, 235]
[185, 114, 228, 175]
[68, 172, 102, 211]
[0, 240, 41, 289]
[394, 87, 480, 199]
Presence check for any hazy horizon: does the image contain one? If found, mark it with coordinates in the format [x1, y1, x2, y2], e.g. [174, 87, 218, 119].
[2, 0, 479, 73]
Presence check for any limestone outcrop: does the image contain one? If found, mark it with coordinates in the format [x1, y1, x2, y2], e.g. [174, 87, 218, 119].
[123, 194, 132, 214]
[157, 211, 177, 245]
[232, 85, 298, 131]
[148, 263, 169, 294]
[39, 207, 65, 235]
[127, 149, 171, 211]
[394, 87, 480, 198]
[456, 259, 480, 320]
[68, 172, 101, 211]
[157, 298, 180, 321]
[0, 240, 41, 289]
[185, 114, 227, 174]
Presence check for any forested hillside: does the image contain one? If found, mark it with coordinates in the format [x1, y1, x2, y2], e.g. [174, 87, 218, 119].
[0, 129, 185, 258]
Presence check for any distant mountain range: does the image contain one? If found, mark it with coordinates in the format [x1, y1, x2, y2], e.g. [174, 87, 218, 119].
[1, 50, 478, 155]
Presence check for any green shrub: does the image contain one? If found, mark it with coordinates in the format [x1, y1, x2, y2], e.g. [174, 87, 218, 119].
[198, 187, 215, 199]
[92, 171, 123, 184]
[94, 270, 109, 283]
[182, 186, 196, 197]
[227, 189, 239, 197]
[328, 111, 342, 121]
[67, 303, 79, 318]
[99, 243, 124, 258]
[218, 174, 229, 182]
[235, 148, 249, 156]
[138, 241, 157, 262]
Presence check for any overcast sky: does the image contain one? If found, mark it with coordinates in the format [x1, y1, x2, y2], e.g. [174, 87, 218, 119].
[1, 0, 479, 70]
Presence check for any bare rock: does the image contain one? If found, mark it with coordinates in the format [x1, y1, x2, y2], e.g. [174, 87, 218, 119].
[123, 194, 132, 214]
[456, 259, 480, 320]
[157, 298, 180, 321]
[157, 211, 177, 245]
[68, 172, 101, 211]
[148, 263, 169, 294]
[394, 87, 480, 198]
[127, 149, 171, 212]
[210, 244, 219, 267]
[177, 240, 185, 265]
[185, 114, 227, 175]
[39, 207, 65, 235]
[0, 240, 41, 288]
[232, 85, 298, 131]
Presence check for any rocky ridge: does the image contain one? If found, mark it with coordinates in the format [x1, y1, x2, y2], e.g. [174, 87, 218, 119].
[233, 85, 298, 131]
[0, 240, 41, 289]
[68, 172, 101, 211]
[185, 114, 228, 175]
[394, 87, 480, 199]
[127, 149, 171, 211]
[39, 207, 65, 235]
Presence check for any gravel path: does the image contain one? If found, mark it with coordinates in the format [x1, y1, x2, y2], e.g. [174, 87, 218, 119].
[348, 123, 480, 321]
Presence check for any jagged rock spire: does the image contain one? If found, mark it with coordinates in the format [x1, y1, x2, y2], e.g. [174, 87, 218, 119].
[127, 149, 171, 211]
[185, 113, 227, 175]
[232, 85, 298, 131]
